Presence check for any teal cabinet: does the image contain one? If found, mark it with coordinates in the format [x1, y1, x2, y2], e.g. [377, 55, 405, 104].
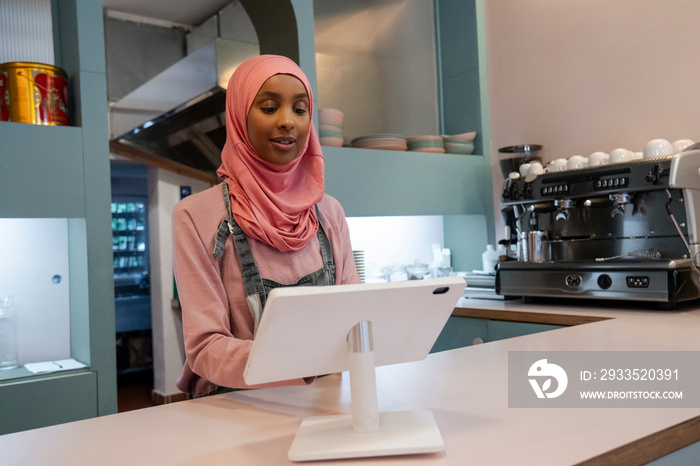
[431, 316, 565, 353]
[0, 0, 116, 434]
[432, 316, 489, 353]
[487, 320, 565, 342]
[0, 371, 97, 435]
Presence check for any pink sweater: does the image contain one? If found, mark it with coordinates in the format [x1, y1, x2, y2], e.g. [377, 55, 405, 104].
[173, 183, 361, 396]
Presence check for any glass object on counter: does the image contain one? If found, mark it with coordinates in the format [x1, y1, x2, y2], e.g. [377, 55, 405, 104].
[0, 295, 18, 370]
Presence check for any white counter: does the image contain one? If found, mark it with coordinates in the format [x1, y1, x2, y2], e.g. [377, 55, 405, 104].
[1, 305, 699, 465]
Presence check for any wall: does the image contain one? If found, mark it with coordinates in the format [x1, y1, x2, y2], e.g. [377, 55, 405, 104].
[485, 0, 700, 239]
[435, 0, 483, 152]
[0, 219, 70, 365]
[104, 17, 187, 103]
[313, 0, 440, 142]
[148, 168, 211, 396]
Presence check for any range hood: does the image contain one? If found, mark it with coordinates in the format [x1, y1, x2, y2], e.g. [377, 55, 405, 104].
[111, 38, 260, 176]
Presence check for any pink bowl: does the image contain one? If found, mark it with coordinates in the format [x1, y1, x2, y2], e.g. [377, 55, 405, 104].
[320, 137, 344, 147]
[318, 108, 344, 126]
[413, 147, 445, 153]
[407, 135, 443, 142]
[319, 124, 343, 132]
[447, 131, 476, 142]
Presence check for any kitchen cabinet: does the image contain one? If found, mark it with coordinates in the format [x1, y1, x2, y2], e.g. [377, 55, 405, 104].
[0, 0, 116, 434]
[431, 315, 565, 353]
[431, 316, 488, 352]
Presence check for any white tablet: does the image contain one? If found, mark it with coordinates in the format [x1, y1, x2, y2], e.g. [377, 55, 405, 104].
[244, 276, 466, 385]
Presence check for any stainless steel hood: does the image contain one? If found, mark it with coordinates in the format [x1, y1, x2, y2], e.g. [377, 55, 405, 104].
[110, 38, 259, 175]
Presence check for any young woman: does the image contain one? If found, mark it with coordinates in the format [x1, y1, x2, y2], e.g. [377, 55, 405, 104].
[172, 55, 361, 397]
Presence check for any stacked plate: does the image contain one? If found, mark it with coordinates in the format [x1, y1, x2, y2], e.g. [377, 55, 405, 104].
[350, 134, 407, 151]
[442, 131, 476, 155]
[407, 135, 445, 153]
[353, 250, 366, 282]
[318, 108, 344, 147]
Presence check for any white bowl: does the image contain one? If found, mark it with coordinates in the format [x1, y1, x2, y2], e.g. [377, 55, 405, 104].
[567, 155, 587, 170]
[547, 158, 568, 172]
[519, 163, 531, 176]
[643, 139, 673, 159]
[609, 148, 630, 164]
[672, 139, 695, 154]
[528, 161, 544, 175]
[588, 151, 609, 166]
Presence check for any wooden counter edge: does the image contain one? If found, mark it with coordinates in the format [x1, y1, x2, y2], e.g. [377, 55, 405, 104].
[453, 307, 613, 327]
[576, 415, 700, 466]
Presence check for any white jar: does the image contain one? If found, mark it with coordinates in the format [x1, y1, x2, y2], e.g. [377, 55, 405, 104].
[482, 244, 500, 274]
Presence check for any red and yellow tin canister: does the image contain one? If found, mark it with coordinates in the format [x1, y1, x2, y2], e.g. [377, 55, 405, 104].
[0, 62, 70, 126]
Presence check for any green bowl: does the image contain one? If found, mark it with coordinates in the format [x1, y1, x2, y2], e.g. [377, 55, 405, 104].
[444, 142, 475, 155]
[407, 140, 445, 149]
[351, 133, 406, 144]
[319, 129, 343, 138]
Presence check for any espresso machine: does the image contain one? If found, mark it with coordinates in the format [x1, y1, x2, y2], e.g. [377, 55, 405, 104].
[496, 150, 700, 309]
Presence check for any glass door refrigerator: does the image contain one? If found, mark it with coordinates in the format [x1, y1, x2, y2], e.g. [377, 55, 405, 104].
[111, 196, 152, 375]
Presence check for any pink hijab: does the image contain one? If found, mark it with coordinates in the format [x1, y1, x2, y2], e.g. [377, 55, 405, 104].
[216, 55, 325, 252]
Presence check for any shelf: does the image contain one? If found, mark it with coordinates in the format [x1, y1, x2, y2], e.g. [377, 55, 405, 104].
[0, 365, 90, 383]
[0, 122, 86, 218]
[323, 146, 490, 217]
[0, 0, 117, 434]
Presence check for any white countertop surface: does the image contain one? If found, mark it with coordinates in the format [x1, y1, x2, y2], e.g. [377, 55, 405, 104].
[1, 305, 699, 465]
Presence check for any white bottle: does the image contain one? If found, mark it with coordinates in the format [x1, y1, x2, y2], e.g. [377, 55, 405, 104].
[0, 295, 18, 370]
[482, 244, 500, 274]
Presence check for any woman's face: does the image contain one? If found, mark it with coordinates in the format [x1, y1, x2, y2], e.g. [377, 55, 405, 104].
[247, 74, 311, 165]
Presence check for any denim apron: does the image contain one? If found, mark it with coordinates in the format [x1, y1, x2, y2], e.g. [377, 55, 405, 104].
[200, 183, 336, 397]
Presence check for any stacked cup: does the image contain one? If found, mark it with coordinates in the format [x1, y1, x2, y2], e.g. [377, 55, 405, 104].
[318, 108, 344, 147]
[406, 135, 445, 153]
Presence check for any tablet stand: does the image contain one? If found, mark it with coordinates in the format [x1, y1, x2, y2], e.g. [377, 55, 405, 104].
[287, 320, 445, 462]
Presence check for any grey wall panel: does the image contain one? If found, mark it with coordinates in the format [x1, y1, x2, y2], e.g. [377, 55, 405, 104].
[0, 0, 54, 64]
[104, 18, 187, 102]
[314, 0, 439, 142]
